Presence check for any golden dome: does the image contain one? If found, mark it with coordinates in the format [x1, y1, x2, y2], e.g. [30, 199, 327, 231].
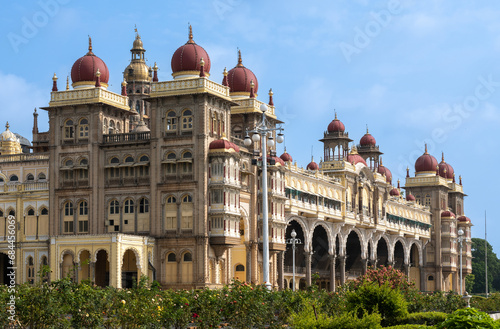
[1, 122, 18, 142]
[124, 61, 151, 82]
[132, 34, 144, 51]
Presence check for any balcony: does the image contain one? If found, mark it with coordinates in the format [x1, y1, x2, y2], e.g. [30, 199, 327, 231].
[103, 132, 150, 144]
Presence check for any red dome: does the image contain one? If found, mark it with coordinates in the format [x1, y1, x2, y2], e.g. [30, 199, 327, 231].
[273, 156, 285, 166]
[360, 132, 376, 146]
[346, 154, 367, 166]
[389, 188, 400, 196]
[377, 162, 392, 184]
[306, 158, 319, 170]
[209, 138, 239, 152]
[415, 145, 438, 173]
[71, 38, 109, 86]
[171, 26, 211, 76]
[225, 50, 258, 94]
[441, 210, 455, 218]
[458, 216, 471, 223]
[280, 150, 293, 163]
[406, 193, 416, 201]
[327, 113, 345, 133]
[438, 153, 454, 179]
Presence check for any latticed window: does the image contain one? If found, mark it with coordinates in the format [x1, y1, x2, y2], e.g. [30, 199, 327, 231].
[124, 199, 134, 214]
[181, 152, 193, 173]
[27, 257, 35, 284]
[181, 109, 193, 131]
[64, 119, 74, 139]
[139, 198, 149, 213]
[166, 111, 177, 132]
[165, 196, 177, 230]
[78, 118, 89, 138]
[63, 202, 74, 233]
[109, 200, 119, 214]
[181, 195, 193, 229]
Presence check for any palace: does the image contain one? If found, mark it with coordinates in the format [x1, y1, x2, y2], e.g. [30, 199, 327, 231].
[0, 27, 472, 291]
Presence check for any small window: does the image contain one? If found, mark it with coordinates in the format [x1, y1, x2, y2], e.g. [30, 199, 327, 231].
[10, 175, 18, 182]
[167, 253, 176, 262]
[124, 199, 134, 214]
[64, 202, 74, 216]
[38, 173, 46, 180]
[125, 156, 134, 163]
[166, 111, 177, 132]
[26, 174, 34, 181]
[79, 201, 88, 215]
[182, 195, 192, 203]
[140, 155, 149, 162]
[80, 158, 88, 165]
[139, 198, 149, 213]
[235, 264, 245, 271]
[41, 208, 48, 215]
[183, 152, 192, 159]
[183, 252, 192, 262]
[167, 152, 176, 160]
[0, 210, 3, 217]
[65, 159, 73, 167]
[428, 275, 434, 281]
[27, 209, 35, 216]
[181, 109, 193, 131]
[9, 210, 15, 216]
[109, 200, 119, 214]
[167, 196, 176, 203]
[110, 157, 119, 164]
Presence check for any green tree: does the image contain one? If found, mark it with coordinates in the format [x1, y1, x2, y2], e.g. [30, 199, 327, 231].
[471, 238, 500, 294]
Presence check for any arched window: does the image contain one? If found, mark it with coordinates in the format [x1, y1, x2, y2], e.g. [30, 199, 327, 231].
[125, 156, 134, 163]
[38, 173, 46, 180]
[64, 119, 74, 140]
[109, 120, 115, 134]
[181, 252, 193, 283]
[166, 111, 177, 132]
[166, 252, 177, 283]
[124, 199, 134, 214]
[103, 118, 108, 134]
[116, 122, 121, 134]
[26, 173, 34, 181]
[424, 194, 431, 207]
[40, 256, 49, 282]
[63, 202, 74, 233]
[41, 208, 48, 215]
[78, 158, 89, 179]
[78, 118, 89, 138]
[181, 195, 193, 229]
[27, 256, 35, 284]
[139, 198, 149, 213]
[181, 109, 193, 131]
[109, 200, 119, 214]
[78, 201, 89, 233]
[110, 157, 119, 164]
[8, 209, 15, 217]
[27, 208, 35, 216]
[139, 155, 149, 162]
[181, 152, 193, 173]
[165, 196, 177, 230]
[235, 264, 245, 271]
[165, 152, 177, 174]
[65, 159, 73, 167]
[80, 158, 88, 165]
[0, 209, 3, 217]
[10, 175, 18, 182]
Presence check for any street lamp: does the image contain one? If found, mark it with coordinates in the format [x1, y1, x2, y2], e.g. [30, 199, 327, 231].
[457, 228, 465, 295]
[244, 103, 284, 290]
[286, 229, 302, 291]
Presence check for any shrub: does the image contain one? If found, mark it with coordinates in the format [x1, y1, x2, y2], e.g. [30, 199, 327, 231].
[472, 293, 500, 313]
[325, 312, 382, 329]
[395, 311, 447, 326]
[384, 325, 432, 328]
[436, 307, 500, 329]
[345, 282, 408, 326]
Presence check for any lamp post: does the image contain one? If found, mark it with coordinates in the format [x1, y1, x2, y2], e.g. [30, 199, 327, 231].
[244, 104, 284, 290]
[286, 229, 302, 291]
[457, 228, 464, 295]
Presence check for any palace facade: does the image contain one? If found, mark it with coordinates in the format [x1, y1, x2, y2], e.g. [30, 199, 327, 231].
[0, 27, 472, 292]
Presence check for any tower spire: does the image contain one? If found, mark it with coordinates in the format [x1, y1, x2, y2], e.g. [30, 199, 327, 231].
[188, 25, 194, 44]
[33, 108, 39, 135]
[87, 36, 94, 55]
[237, 49, 243, 67]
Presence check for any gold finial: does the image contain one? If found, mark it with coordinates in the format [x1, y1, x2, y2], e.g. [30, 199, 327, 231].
[87, 36, 94, 55]
[441, 152, 445, 162]
[5, 122, 10, 130]
[134, 24, 138, 34]
[424, 144, 428, 154]
[200, 57, 205, 66]
[223, 67, 228, 76]
[284, 146, 287, 153]
[269, 88, 273, 96]
[153, 62, 158, 71]
[52, 73, 58, 81]
[380, 157, 383, 166]
[350, 145, 358, 154]
[96, 69, 101, 77]
[188, 25, 194, 43]
[121, 78, 127, 87]
[250, 80, 255, 88]
[66, 76, 69, 90]
[237, 49, 243, 66]
[334, 110, 337, 120]
[221, 132, 227, 139]
[366, 124, 369, 134]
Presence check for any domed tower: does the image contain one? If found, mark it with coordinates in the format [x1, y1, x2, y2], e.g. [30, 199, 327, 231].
[224, 50, 258, 99]
[171, 25, 211, 80]
[357, 127, 382, 171]
[71, 37, 109, 89]
[320, 112, 353, 167]
[124, 29, 153, 131]
[0, 122, 22, 155]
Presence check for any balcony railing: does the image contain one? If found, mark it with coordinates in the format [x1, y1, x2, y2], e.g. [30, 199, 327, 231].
[103, 132, 150, 144]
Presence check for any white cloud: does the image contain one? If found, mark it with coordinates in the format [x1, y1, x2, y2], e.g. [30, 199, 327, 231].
[0, 72, 48, 139]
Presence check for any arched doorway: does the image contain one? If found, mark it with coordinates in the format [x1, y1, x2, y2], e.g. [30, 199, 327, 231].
[62, 253, 75, 280]
[122, 249, 138, 288]
[284, 220, 305, 290]
[345, 231, 362, 280]
[394, 241, 405, 271]
[409, 243, 420, 289]
[95, 250, 109, 287]
[78, 250, 91, 283]
[376, 238, 389, 267]
[0, 253, 9, 284]
[311, 225, 330, 288]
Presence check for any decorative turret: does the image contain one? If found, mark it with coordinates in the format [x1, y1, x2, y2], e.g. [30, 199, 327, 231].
[71, 36, 109, 89]
[171, 25, 211, 79]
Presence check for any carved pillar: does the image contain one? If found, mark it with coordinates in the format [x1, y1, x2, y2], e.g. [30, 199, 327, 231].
[339, 255, 346, 285]
[251, 242, 258, 284]
[330, 255, 336, 292]
[420, 267, 425, 291]
[90, 261, 96, 284]
[246, 244, 252, 283]
[305, 251, 312, 286]
[404, 263, 410, 280]
[277, 251, 284, 290]
[74, 262, 79, 283]
[361, 258, 368, 275]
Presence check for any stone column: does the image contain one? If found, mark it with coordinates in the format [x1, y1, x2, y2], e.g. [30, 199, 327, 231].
[246, 244, 252, 283]
[361, 258, 368, 275]
[251, 242, 258, 284]
[404, 263, 410, 280]
[330, 255, 336, 292]
[277, 251, 284, 290]
[90, 261, 96, 284]
[420, 267, 426, 291]
[339, 255, 346, 285]
[305, 251, 312, 287]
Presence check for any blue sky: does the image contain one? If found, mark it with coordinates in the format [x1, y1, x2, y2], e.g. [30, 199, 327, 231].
[1, 1, 499, 255]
